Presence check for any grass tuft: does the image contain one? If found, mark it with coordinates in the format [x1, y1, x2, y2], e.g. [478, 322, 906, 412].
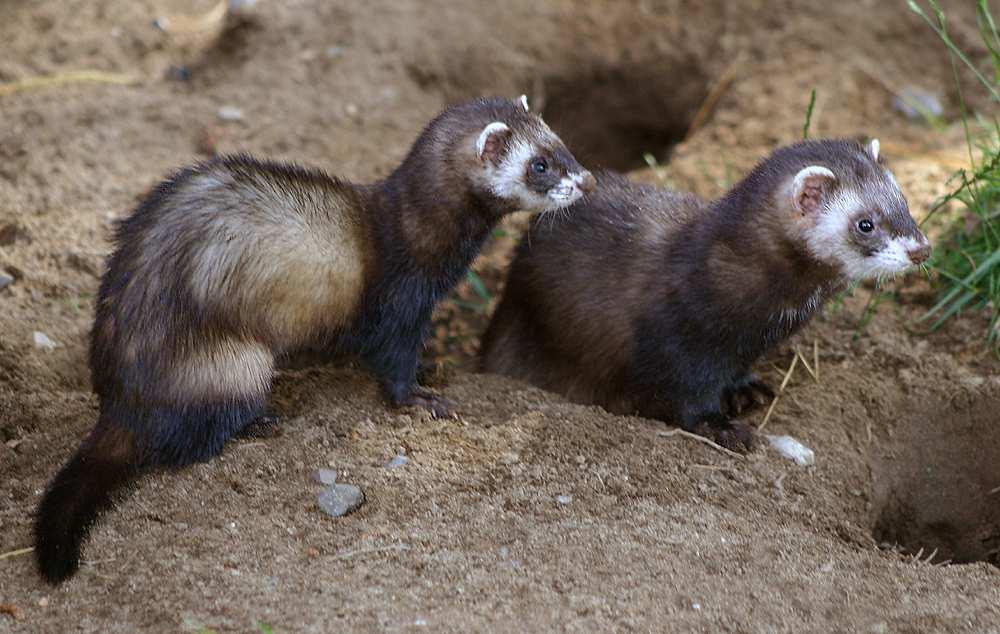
[909, 0, 1000, 350]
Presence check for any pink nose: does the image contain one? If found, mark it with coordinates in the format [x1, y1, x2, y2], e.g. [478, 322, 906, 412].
[908, 243, 931, 265]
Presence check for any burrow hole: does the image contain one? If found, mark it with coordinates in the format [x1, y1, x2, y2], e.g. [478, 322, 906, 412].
[538, 58, 709, 172]
[870, 391, 1000, 566]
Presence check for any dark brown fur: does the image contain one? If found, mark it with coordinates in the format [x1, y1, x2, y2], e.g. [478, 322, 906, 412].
[35, 97, 592, 584]
[481, 139, 926, 451]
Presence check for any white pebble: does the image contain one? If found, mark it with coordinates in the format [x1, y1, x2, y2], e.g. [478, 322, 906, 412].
[0, 271, 13, 289]
[555, 494, 572, 505]
[33, 331, 58, 351]
[217, 106, 244, 122]
[766, 434, 815, 466]
[385, 454, 408, 470]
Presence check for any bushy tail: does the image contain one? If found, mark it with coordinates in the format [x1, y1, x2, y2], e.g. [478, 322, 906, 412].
[34, 419, 139, 584]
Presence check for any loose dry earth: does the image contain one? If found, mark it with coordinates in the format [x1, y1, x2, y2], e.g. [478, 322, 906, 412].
[1, 1, 998, 632]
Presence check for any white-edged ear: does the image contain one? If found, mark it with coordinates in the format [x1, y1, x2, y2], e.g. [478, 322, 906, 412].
[519, 94, 529, 111]
[868, 138, 880, 161]
[791, 165, 837, 215]
[476, 121, 512, 162]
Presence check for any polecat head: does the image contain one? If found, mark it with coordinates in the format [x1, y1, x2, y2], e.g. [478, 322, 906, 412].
[778, 138, 931, 281]
[468, 96, 596, 213]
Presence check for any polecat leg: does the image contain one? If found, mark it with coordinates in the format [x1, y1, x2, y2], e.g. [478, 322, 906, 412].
[722, 373, 774, 416]
[363, 337, 456, 420]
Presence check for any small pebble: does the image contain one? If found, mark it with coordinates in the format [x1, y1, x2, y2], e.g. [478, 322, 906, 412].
[326, 46, 345, 59]
[317, 483, 364, 517]
[385, 454, 408, 469]
[217, 106, 244, 122]
[38, 597, 48, 607]
[892, 87, 943, 122]
[313, 468, 337, 485]
[0, 271, 13, 290]
[166, 65, 190, 81]
[766, 434, 815, 466]
[33, 331, 58, 351]
[555, 494, 572, 505]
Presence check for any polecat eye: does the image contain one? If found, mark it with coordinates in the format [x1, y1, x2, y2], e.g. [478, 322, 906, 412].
[857, 218, 874, 233]
[531, 158, 548, 174]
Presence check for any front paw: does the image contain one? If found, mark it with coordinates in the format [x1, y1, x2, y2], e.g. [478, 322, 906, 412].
[691, 419, 756, 452]
[396, 387, 457, 420]
[723, 376, 774, 416]
[237, 411, 283, 439]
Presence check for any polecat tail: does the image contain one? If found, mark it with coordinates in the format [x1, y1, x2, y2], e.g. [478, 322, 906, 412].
[34, 419, 139, 585]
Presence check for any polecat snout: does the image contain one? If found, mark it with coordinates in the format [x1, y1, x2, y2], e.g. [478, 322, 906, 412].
[480, 138, 929, 451]
[35, 96, 595, 584]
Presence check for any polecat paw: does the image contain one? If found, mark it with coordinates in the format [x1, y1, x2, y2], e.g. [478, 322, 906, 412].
[238, 413, 282, 439]
[399, 388, 457, 420]
[692, 419, 755, 452]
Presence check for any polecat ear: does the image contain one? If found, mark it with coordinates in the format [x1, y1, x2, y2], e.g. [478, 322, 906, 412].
[868, 138, 880, 161]
[476, 122, 512, 164]
[791, 165, 837, 215]
[519, 94, 530, 111]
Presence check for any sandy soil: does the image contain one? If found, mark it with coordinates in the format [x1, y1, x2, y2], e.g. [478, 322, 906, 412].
[1, 0, 999, 631]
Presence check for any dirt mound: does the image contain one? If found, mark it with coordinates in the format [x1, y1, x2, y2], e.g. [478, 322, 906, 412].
[2, 1, 999, 631]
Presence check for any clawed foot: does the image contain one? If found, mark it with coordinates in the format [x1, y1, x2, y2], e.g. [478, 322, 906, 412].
[722, 376, 774, 417]
[237, 412, 283, 439]
[396, 387, 457, 420]
[690, 418, 756, 452]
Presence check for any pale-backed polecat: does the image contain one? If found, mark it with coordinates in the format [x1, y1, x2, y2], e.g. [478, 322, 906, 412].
[480, 139, 929, 451]
[36, 97, 596, 584]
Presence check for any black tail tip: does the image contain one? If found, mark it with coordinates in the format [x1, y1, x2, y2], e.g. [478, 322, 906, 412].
[34, 539, 80, 585]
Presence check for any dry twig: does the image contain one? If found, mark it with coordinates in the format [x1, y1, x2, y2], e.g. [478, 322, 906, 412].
[685, 54, 746, 141]
[658, 429, 746, 460]
[759, 353, 799, 431]
[0, 547, 33, 561]
[0, 70, 140, 98]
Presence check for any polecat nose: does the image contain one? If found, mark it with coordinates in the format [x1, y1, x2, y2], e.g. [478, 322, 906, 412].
[579, 171, 597, 194]
[907, 243, 931, 265]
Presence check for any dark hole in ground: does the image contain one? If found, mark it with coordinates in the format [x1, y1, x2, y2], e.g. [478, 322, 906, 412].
[539, 57, 709, 172]
[870, 389, 1000, 566]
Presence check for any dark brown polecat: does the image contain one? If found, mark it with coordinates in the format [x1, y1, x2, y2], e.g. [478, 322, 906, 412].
[480, 139, 929, 451]
[35, 96, 595, 584]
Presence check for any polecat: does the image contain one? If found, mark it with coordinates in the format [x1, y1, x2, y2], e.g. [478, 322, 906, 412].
[480, 139, 929, 451]
[35, 96, 595, 584]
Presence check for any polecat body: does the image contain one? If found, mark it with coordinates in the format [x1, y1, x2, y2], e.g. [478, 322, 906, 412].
[36, 97, 595, 584]
[480, 139, 929, 450]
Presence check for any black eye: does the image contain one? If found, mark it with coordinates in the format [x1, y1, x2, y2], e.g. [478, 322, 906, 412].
[531, 158, 548, 174]
[858, 218, 874, 234]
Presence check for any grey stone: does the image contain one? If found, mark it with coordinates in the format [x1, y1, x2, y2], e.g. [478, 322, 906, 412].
[385, 454, 408, 470]
[893, 87, 943, 122]
[317, 483, 364, 517]
[313, 468, 337, 485]
[0, 271, 13, 290]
